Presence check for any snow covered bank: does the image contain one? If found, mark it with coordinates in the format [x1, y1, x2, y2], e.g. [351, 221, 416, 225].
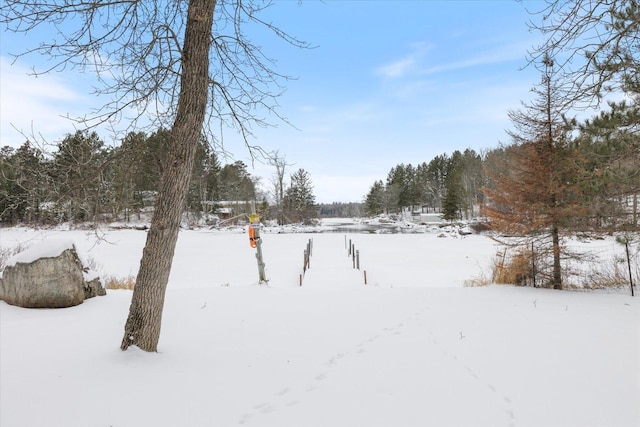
[0, 227, 638, 427]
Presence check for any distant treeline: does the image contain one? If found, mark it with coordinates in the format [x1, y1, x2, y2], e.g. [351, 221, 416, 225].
[316, 202, 363, 218]
[364, 101, 639, 232]
[0, 129, 316, 225]
[2, 99, 638, 232]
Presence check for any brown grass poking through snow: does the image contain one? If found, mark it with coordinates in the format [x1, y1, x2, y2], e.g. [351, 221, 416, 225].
[492, 249, 532, 286]
[105, 275, 136, 290]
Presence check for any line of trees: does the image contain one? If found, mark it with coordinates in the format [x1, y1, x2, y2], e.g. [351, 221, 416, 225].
[364, 100, 639, 233]
[364, 148, 485, 221]
[0, 130, 250, 223]
[317, 202, 363, 218]
[0, 129, 322, 226]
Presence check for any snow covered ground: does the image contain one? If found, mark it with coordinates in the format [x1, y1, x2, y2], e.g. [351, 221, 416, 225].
[0, 222, 638, 427]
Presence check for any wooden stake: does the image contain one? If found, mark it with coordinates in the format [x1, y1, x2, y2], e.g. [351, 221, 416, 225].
[352, 244, 356, 268]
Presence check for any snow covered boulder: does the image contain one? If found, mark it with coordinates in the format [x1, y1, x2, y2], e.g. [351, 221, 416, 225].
[0, 239, 105, 308]
[458, 226, 474, 236]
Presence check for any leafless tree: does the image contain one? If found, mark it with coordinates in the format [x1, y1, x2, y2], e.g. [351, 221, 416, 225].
[1, 0, 308, 351]
[528, 0, 640, 105]
[268, 150, 293, 225]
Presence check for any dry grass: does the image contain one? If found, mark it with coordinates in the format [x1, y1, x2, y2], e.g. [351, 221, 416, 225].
[466, 248, 537, 287]
[463, 277, 492, 287]
[576, 260, 631, 290]
[105, 275, 136, 290]
[492, 249, 532, 285]
[463, 267, 492, 287]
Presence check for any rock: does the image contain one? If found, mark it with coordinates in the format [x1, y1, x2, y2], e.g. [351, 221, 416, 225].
[0, 241, 105, 308]
[459, 226, 473, 235]
[84, 276, 106, 299]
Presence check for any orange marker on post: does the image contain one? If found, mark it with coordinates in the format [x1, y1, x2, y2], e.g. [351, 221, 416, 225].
[248, 221, 258, 248]
[248, 209, 267, 284]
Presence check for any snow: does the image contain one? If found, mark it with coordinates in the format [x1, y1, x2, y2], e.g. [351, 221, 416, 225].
[4, 237, 75, 268]
[0, 223, 638, 427]
[0, 236, 98, 281]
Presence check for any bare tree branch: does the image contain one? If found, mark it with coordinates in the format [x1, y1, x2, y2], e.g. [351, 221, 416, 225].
[527, 0, 640, 107]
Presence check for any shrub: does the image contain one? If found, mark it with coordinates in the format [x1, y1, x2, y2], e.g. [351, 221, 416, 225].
[574, 260, 630, 290]
[463, 271, 492, 287]
[492, 248, 533, 286]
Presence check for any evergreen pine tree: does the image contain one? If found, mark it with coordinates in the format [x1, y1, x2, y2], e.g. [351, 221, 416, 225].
[483, 57, 584, 289]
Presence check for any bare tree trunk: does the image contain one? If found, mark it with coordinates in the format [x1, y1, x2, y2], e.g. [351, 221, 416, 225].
[633, 194, 638, 228]
[269, 152, 288, 225]
[121, 0, 216, 352]
[551, 221, 562, 290]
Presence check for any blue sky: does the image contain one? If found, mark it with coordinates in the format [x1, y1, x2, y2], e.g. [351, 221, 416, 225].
[0, 1, 545, 203]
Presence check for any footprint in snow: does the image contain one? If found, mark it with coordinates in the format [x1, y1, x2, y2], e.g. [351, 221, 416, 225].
[315, 372, 328, 381]
[275, 387, 289, 397]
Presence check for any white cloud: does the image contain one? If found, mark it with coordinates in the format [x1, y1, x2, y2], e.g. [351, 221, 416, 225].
[0, 56, 89, 147]
[375, 41, 434, 79]
[376, 57, 416, 79]
[421, 40, 534, 76]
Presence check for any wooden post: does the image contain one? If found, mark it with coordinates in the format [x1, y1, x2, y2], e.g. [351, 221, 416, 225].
[250, 202, 267, 284]
[356, 250, 360, 270]
[364, 270, 367, 285]
[625, 239, 635, 297]
[303, 249, 308, 273]
[352, 245, 356, 269]
[531, 241, 537, 288]
[348, 239, 352, 256]
[300, 274, 302, 287]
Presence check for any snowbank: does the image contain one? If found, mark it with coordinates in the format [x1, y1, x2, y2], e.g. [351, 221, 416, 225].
[0, 227, 638, 427]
